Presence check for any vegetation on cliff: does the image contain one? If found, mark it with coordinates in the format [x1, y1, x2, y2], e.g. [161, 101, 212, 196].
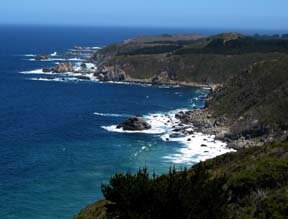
[94, 33, 288, 84]
[75, 33, 288, 219]
[75, 141, 288, 219]
[208, 57, 288, 143]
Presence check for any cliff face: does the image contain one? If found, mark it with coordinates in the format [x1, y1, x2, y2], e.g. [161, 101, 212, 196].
[93, 33, 288, 85]
[97, 53, 286, 85]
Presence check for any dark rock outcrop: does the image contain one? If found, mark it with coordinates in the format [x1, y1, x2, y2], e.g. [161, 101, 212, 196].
[42, 68, 53, 73]
[76, 75, 91, 80]
[117, 117, 151, 131]
[35, 54, 49, 61]
[53, 62, 74, 73]
[95, 66, 126, 82]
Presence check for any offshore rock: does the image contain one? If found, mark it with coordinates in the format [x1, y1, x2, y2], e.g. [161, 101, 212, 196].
[117, 117, 151, 131]
[53, 62, 74, 73]
[35, 54, 49, 61]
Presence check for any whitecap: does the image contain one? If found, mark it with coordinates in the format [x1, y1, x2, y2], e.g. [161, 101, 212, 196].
[29, 77, 79, 82]
[94, 112, 131, 117]
[101, 106, 234, 164]
[102, 125, 165, 134]
[162, 132, 235, 164]
[31, 58, 66, 62]
[68, 58, 85, 61]
[101, 109, 187, 135]
[23, 54, 36, 57]
[20, 69, 45, 74]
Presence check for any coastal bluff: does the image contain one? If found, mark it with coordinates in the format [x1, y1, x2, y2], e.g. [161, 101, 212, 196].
[73, 32, 288, 219]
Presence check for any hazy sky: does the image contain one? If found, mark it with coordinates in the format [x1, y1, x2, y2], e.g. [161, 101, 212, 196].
[1, 0, 287, 30]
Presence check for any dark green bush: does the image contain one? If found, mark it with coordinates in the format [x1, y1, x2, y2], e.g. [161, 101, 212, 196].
[99, 142, 288, 219]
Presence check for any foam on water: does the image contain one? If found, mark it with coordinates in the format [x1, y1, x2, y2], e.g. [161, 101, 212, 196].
[30, 77, 80, 82]
[94, 112, 131, 117]
[23, 54, 36, 57]
[102, 125, 165, 134]
[162, 133, 235, 164]
[28, 58, 66, 62]
[68, 58, 85, 61]
[102, 108, 235, 164]
[21, 69, 46, 74]
[20, 69, 99, 81]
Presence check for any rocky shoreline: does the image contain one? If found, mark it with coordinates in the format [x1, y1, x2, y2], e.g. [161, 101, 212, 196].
[112, 94, 272, 151]
[29, 45, 223, 90]
[174, 109, 249, 150]
[31, 46, 286, 151]
[33, 59, 242, 151]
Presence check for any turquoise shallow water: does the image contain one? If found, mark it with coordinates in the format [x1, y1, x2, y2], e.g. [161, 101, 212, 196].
[0, 26, 209, 219]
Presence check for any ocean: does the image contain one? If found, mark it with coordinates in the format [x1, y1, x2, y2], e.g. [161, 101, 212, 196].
[0, 25, 232, 219]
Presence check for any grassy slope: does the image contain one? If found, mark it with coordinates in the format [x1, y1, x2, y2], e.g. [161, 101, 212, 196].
[103, 53, 287, 83]
[75, 142, 288, 219]
[96, 33, 288, 84]
[208, 57, 288, 138]
[75, 34, 288, 218]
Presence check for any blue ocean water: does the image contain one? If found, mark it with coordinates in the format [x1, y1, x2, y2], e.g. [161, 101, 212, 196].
[0, 26, 209, 219]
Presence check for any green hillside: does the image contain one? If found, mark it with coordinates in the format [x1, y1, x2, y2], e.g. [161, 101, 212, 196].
[75, 33, 288, 219]
[208, 57, 288, 141]
[75, 142, 288, 219]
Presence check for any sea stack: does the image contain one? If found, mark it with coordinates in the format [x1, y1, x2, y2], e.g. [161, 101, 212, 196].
[53, 62, 74, 73]
[117, 117, 151, 131]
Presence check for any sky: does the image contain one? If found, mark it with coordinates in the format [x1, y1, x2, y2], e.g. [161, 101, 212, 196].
[1, 0, 288, 30]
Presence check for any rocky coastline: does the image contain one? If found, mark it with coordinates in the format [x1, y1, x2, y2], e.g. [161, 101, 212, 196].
[35, 62, 258, 151]
[70, 33, 288, 219]
[173, 109, 261, 150]
[32, 40, 287, 151]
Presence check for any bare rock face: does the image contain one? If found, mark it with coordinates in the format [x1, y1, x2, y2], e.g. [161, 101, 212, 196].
[35, 54, 49, 61]
[152, 71, 172, 85]
[42, 68, 53, 73]
[117, 117, 151, 131]
[53, 62, 74, 73]
[95, 65, 126, 81]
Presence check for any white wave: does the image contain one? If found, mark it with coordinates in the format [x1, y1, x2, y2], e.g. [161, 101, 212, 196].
[51, 52, 57, 56]
[23, 54, 36, 57]
[68, 58, 85, 61]
[203, 87, 212, 90]
[20, 69, 45, 74]
[28, 57, 84, 62]
[94, 112, 130, 117]
[103, 81, 151, 87]
[101, 107, 234, 164]
[162, 133, 235, 164]
[21, 68, 99, 82]
[101, 109, 187, 135]
[102, 125, 165, 134]
[30, 77, 80, 82]
[29, 58, 66, 62]
[159, 85, 181, 88]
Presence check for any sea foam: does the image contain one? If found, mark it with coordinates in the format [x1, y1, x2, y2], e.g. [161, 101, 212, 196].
[94, 112, 131, 117]
[21, 69, 46, 74]
[101, 108, 235, 164]
[30, 77, 79, 82]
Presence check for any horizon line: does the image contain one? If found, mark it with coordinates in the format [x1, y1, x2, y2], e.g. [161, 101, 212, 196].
[0, 23, 287, 34]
